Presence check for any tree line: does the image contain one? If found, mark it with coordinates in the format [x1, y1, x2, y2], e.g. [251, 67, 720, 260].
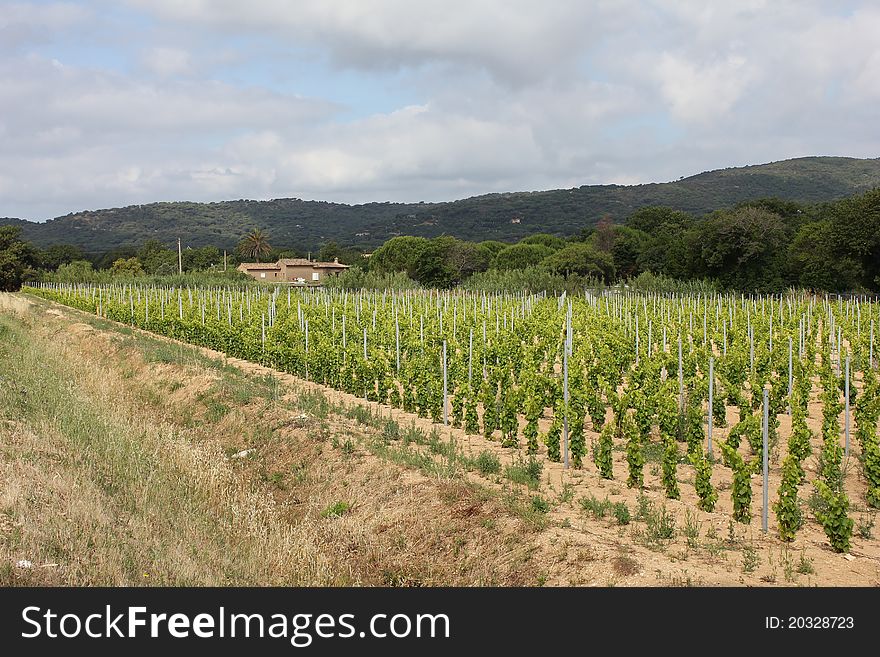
[355, 190, 880, 293]
[1, 188, 878, 293]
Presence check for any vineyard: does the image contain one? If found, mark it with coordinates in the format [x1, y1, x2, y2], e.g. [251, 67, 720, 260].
[22, 282, 880, 555]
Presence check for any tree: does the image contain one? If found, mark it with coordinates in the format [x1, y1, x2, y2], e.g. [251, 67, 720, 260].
[368, 236, 429, 276]
[477, 240, 509, 258]
[317, 241, 365, 265]
[40, 244, 85, 270]
[492, 243, 553, 270]
[543, 242, 616, 282]
[55, 260, 97, 283]
[237, 229, 273, 263]
[412, 237, 457, 288]
[444, 239, 491, 283]
[694, 206, 790, 291]
[520, 233, 565, 250]
[829, 188, 880, 290]
[594, 215, 616, 253]
[611, 226, 651, 279]
[789, 220, 860, 291]
[625, 206, 693, 234]
[182, 246, 222, 272]
[0, 226, 33, 291]
[109, 257, 145, 277]
[97, 246, 137, 270]
[137, 239, 177, 274]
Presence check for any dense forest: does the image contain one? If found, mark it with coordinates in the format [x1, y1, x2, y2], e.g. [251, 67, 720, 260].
[2, 185, 879, 294]
[4, 156, 880, 254]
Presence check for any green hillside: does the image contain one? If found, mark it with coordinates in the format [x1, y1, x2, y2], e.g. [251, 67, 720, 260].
[5, 156, 880, 253]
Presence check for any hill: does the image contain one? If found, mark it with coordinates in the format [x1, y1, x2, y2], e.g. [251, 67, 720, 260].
[5, 156, 880, 253]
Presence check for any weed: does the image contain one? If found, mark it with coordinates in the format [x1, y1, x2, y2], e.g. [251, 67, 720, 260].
[559, 482, 575, 504]
[683, 509, 701, 547]
[857, 511, 876, 539]
[530, 496, 551, 514]
[635, 492, 653, 521]
[341, 439, 356, 455]
[266, 471, 286, 489]
[382, 419, 401, 442]
[613, 502, 631, 525]
[475, 450, 502, 475]
[781, 547, 796, 583]
[580, 494, 613, 519]
[742, 544, 760, 573]
[646, 504, 676, 541]
[796, 550, 815, 575]
[320, 501, 351, 518]
[505, 456, 543, 489]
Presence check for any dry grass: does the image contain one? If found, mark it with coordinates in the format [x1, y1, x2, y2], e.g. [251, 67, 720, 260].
[0, 305, 339, 586]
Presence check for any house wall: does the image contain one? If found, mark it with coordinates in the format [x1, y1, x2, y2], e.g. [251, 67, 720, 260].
[282, 264, 321, 282]
[242, 267, 281, 281]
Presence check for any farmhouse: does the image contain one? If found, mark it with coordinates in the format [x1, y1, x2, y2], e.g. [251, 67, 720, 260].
[237, 257, 349, 284]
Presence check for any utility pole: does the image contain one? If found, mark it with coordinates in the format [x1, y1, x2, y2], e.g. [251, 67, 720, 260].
[178, 237, 183, 275]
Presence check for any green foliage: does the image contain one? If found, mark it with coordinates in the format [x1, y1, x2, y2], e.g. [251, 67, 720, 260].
[813, 480, 854, 553]
[722, 443, 753, 524]
[613, 502, 631, 525]
[594, 423, 614, 479]
[543, 242, 616, 282]
[625, 413, 645, 489]
[530, 495, 551, 514]
[237, 228, 272, 262]
[475, 450, 501, 476]
[774, 455, 804, 542]
[646, 504, 676, 541]
[580, 494, 613, 519]
[0, 226, 35, 291]
[661, 434, 680, 500]
[464, 392, 480, 435]
[689, 451, 718, 512]
[862, 436, 880, 508]
[544, 416, 562, 463]
[493, 243, 553, 270]
[320, 501, 351, 518]
[506, 456, 543, 489]
[109, 257, 145, 277]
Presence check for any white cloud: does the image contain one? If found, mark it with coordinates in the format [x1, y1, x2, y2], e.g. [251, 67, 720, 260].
[656, 53, 754, 123]
[142, 46, 194, 77]
[0, 2, 90, 51]
[2, 1, 880, 221]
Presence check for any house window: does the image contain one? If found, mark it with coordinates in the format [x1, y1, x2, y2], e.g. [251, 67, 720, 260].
[312, 272, 320, 281]
[260, 273, 266, 279]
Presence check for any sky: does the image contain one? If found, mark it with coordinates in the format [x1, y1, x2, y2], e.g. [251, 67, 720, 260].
[1, 0, 879, 221]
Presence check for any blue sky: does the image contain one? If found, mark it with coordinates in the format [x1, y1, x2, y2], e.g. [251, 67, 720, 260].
[1, 0, 879, 220]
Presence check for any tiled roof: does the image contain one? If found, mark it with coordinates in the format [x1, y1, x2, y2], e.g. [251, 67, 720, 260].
[278, 258, 350, 268]
[238, 262, 281, 270]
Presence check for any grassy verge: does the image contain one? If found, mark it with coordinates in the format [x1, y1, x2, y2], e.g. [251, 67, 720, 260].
[0, 310, 339, 586]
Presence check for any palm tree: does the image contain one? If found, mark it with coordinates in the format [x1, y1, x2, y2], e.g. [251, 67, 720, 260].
[238, 228, 272, 262]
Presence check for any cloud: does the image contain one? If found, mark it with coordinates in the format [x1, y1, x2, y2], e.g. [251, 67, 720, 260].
[142, 46, 194, 77]
[656, 53, 755, 123]
[128, 0, 631, 85]
[2, 1, 880, 221]
[0, 2, 90, 52]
